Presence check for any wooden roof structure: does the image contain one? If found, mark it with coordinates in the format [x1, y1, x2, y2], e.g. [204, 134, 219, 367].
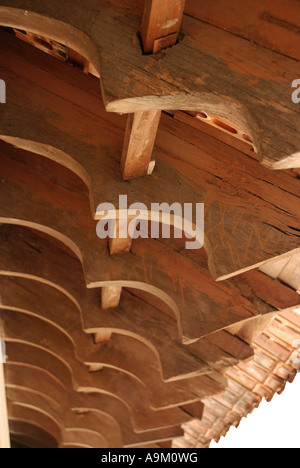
[0, 0, 299, 449]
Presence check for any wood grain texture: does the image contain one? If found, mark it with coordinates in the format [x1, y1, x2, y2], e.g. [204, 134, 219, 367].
[0, 359, 10, 448]
[260, 254, 300, 294]
[0, 0, 299, 168]
[141, 0, 185, 54]
[5, 355, 183, 447]
[0, 144, 291, 345]
[121, 111, 161, 180]
[0, 226, 252, 393]
[0, 30, 298, 285]
[185, 0, 300, 61]
[0, 0, 298, 449]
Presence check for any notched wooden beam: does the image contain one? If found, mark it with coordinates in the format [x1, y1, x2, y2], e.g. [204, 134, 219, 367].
[101, 286, 122, 310]
[108, 216, 134, 256]
[141, 0, 186, 54]
[0, 1, 299, 168]
[121, 110, 161, 180]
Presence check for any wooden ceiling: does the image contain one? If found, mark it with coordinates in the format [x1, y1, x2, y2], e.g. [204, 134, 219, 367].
[0, 0, 299, 449]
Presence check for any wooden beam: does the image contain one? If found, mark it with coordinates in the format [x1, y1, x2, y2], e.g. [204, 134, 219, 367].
[1, 32, 299, 285]
[121, 111, 161, 180]
[108, 217, 135, 255]
[1, 2, 300, 168]
[0, 146, 298, 343]
[141, 0, 186, 54]
[101, 286, 122, 310]
[0, 344, 10, 449]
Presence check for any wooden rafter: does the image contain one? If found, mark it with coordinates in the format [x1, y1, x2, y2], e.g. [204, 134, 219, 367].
[0, 356, 10, 448]
[0, 0, 298, 168]
[101, 285, 123, 310]
[0, 31, 299, 286]
[141, 0, 186, 54]
[0, 1, 299, 449]
[121, 111, 161, 180]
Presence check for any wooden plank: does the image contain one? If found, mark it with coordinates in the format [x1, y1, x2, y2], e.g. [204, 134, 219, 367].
[5, 355, 183, 446]
[9, 420, 58, 448]
[174, 111, 256, 158]
[121, 111, 161, 180]
[8, 401, 64, 448]
[141, 0, 185, 54]
[260, 254, 300, 294]
[101, 285, 122, 309]
[0, 358, 10, 448]
[185, 0, 300, 61]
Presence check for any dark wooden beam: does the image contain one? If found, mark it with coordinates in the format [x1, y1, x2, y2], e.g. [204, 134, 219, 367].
[141, 0, 185, 54]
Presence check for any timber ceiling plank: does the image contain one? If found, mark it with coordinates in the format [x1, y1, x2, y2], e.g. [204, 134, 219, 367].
[185, 0, 300, 61]
[141, 0, 185, 54]
[0, 143, 298, 343]
[0, 275, 225, 398]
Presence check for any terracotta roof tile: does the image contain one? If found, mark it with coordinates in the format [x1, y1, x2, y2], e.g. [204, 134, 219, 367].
[173, 307, 300, 448]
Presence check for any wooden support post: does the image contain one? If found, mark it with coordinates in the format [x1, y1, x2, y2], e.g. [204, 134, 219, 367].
[108, 216, 136, 256]
[121, 110, 161, 180]
[101, 286, 123, 310]
[0, 343, 10, 449]
[94, 330, 112, 344]
[141, 0, 185, 54]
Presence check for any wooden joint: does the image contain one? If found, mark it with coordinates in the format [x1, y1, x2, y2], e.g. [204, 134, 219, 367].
[101, 286, 123, 310]
[141, 0, 186, 54]
[121, 110, 161, 180]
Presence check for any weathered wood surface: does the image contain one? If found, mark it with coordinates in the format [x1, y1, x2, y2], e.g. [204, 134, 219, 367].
[101, 285, 123, 309]
[1, 144, 294, 345]
[121, 111, 161, 180]
[260, 254, 300, 294]
[0, 228, 228, 405]
[0, 273, 253, 384]
[0, 30, 299, 285]
[0, 225, 264, 393]
[185, 0, 300, 62]
[1, 308, 207, 431]
[0, 225, 298, 439]
[141, 0, 185, 54]
[0, 358, 10, 448]
[5, 352, 184, 447]
[0, 1, 299, 168]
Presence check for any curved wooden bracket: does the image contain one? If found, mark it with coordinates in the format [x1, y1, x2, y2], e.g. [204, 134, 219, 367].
[0, 1, 299, 168]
